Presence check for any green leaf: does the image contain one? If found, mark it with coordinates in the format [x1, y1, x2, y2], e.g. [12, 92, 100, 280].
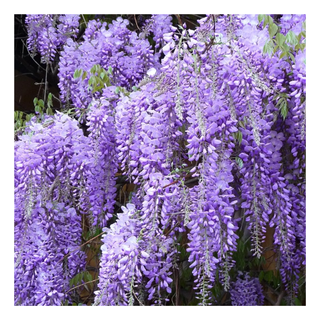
[289, 52, 295, 63]
[238, 120, 245, 129]
[263, 40, 274, 56]
[38, 99, 44, 108]
[88, 76, 96, 87]
[264, 270, 273, 283]
[237, 131, 242, 144]
[266, 15, 273, 24]
[90, 64, 99, 74]
[259, 271, 265, 282]
[294, 298, 302, 306]
[276, 97, 284, 108]
[108, 66, 113, 74]
[272, 44, 279, 56]
[73, 69, 81, 79]
[235, 157, 243, 169]
[263, 15, 273, 28]
[33, 97, 38, 106]
[279, 51, 287, 59]
[279, 101, 288, 119]
[82, 71, 87, 81]
[269, 23, 278, 38]
[46, 107, 53, 115]
[47, 93, 53, 108]
[100, 72, 105, 80]
[86, 272, 93, 282]
[286, 30, 298, 46]
[275, 33, 286, 46]
[258, 14, 265, 23]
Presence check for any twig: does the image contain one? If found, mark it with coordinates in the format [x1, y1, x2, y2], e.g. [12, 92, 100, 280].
[58, 231, 105, 263]
[66, 279, 99, 294]
[162, 180, 179, 189]
[275, 291, 284, 306]
[164, 220, 181, 236]
[81, 14, 87, 27]
[132, 290, 144, 306]
[47, 176, 60, 200]
[44, 63, 49, 105]
[134, 15, 141, 31]
[20, 39, 46, 72]
[175, 14, 183, 27]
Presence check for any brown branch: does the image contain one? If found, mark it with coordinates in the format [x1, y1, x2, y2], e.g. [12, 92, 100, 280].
[58, 231, 105, 263]
[132, 290, 144, 306]
[66, 279, 99, 294]
[175, 14, 183, 27]
[164, 220, 181, 236]
[162, 172, 198, 189]
[47, 175, 60, 200]
[275, 290, 285, 306]
[134, 15, 141, 31]
[162, 180, 179, 189]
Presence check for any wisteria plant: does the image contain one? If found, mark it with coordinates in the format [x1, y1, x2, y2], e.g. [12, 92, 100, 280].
[14, 13, 306, 306]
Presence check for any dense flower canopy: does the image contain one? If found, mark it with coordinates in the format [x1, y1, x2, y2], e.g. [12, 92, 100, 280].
[15, 13, 306, 306]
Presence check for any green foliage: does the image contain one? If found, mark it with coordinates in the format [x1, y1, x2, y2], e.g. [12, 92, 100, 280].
[15, 92, 56, 136]
[232, 237, 250, 271]
[235, 156, 244, 169]
[33, 92, 54, 116]
[69, 270, 93, 291]
[74, 64, 113, 94]
[259, 14, 306, 63]
[258, 270, 281, 288]
[14, 109, 38, 134]
[82, 227, 103, 242]
[268, 22, 278, 38]
[263, 40, 275, 56]
[233, 130, 243, 145]
[274, 92, 289, 120]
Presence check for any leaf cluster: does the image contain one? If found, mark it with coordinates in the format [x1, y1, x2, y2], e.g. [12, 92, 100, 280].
[259, 15, 306, 62]
[74, 64, 113, 93]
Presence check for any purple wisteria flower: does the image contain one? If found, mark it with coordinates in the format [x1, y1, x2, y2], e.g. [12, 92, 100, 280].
[230, 272, 264, 306]
[18, 14, 306, 306]
[14, 112, 88, 305]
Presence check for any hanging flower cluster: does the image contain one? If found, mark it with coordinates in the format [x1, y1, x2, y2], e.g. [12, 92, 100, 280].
[58, 16, 157, 111]
[15, 14, 306, 306]
[14, 112, 89, 305]
[230, 272, 264, 306]
[25, 14, 80, 64]
[82, 97, 118, 228]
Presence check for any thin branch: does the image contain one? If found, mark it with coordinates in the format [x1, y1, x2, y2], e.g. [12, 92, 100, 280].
[20, 39, 46, 72]
[175, 14, 183, 27]
[81, 14, 87, 27]
[275, 290, 285, 306]
[134, 15, 141, 31]
[66, 279, 99, 294]
[58, 231, 105, 263]
[47, 175, 60, 200]
[44, 63, 49, 105]
[132, 290, 145, 306]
